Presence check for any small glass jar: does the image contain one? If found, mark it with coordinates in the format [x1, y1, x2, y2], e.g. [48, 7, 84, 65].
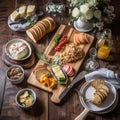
[97, 28, 113, 60]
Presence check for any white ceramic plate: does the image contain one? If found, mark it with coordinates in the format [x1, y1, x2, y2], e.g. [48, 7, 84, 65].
[79, 80, 117, 112]
[74, 21, 93, 32]
[95, 93, 118, 114]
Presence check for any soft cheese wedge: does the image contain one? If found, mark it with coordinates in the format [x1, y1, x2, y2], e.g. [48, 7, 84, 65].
[19, 5, 26, 17]
[10, 10, 20, 22]
[51, 64, 67, 84]
[26, 5, 36, 17]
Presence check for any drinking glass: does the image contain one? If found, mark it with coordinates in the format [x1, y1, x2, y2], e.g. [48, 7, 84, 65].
[84, 47, 99, 72]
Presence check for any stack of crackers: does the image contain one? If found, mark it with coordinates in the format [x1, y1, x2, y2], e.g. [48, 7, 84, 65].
[91, 79, 110, 105]
[26, 17, 56, 43]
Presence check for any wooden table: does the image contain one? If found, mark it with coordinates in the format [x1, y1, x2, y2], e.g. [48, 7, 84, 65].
[0, 0, 120, 120]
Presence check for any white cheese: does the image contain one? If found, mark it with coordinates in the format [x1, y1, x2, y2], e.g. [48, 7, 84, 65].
[8, 41, 29, 60]
[10, 10, 20, 22]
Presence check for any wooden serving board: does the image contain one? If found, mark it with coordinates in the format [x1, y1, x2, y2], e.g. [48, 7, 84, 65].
[27, 24, 94, 103]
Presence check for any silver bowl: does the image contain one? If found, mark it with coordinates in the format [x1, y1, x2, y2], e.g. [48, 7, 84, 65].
[5, 38, 32, 61]
[15, 88, 36, 109]
[6, 65, 24, 84]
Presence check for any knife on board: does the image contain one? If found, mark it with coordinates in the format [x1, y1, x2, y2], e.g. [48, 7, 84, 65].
[59, 71, 88, 100]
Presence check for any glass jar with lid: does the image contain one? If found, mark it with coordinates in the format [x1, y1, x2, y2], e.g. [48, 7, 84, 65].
[97, 28, 113, 60]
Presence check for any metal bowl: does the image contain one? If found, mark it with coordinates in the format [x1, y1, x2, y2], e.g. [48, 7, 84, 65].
[6, 65, 24, 84]
[4, 38, 32, 61]
[15, 88, 36, 109]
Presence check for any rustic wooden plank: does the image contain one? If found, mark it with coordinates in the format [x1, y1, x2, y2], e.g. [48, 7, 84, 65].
[1, 0, 120, 120]
[0, 69, 6, 112]
[27, 24, 94, 103]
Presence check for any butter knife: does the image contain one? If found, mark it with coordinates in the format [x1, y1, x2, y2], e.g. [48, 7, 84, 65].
[59, 71, 88, 100]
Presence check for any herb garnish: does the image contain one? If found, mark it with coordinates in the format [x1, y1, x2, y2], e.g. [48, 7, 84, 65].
[36, 51, 50, 65]
[27, 19, 35, 26]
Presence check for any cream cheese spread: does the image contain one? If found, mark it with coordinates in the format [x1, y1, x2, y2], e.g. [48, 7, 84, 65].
[8, 41, 29, 60]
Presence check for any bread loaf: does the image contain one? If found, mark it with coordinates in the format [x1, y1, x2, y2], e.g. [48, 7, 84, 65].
[26, 17, 56, 43]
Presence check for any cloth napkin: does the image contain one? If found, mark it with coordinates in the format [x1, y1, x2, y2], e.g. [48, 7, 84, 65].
[85, 68, 120, 89]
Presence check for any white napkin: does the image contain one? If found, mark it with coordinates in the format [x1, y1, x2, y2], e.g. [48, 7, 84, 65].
[85, 68, 120, 89]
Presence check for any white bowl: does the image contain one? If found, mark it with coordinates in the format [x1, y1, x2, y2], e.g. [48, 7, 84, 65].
[5, 38, 32, 61]
[6, 65, 24, 84]
[15, 88, 36, 109]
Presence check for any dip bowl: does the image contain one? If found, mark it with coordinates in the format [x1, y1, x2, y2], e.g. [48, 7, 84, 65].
[6, 65, 24, 84]
[15, 88, 36, 109]
[4, 38, 32, 61]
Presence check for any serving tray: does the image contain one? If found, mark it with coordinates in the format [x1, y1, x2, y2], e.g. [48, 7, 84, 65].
[27, 24, 94, 103]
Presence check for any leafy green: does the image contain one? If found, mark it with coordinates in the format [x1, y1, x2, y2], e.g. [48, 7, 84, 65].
[58, 77, 66, 82]
[27, 19, 35, 26]
[36, 51, 50, 65]
[52, 34, 61, 49]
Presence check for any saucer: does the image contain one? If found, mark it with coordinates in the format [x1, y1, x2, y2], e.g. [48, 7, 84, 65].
[74, 21, 93, 32]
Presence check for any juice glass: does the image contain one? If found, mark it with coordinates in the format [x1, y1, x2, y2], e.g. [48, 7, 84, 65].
[97, 45, 111, 59]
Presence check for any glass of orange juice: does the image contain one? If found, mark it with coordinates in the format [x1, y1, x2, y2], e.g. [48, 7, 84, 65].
[97, 45, 111, 59]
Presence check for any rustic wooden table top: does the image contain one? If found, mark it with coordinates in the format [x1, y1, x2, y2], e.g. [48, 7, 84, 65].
[0, 0, 120, 120]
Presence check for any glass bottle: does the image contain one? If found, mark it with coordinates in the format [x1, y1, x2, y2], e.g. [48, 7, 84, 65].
[97, 28, 113, 60]
[84, 47, 99, 72]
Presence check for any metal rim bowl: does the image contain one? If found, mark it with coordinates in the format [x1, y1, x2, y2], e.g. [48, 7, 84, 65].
[79, 80, 117, 112]
[15, 88, 36, 109]
[4, 38, 32, 61]
[6, 65, 24, 84]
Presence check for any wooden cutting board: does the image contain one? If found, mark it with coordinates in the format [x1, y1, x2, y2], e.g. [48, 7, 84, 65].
[27, 24, 94, 103]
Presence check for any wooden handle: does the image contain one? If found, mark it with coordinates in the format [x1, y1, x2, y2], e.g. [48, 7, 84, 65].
[74, 108, 90, 120]
[50, 85, 66, 103]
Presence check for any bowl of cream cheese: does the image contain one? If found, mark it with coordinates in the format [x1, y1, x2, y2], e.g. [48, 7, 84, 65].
[5, 38, 32, 61]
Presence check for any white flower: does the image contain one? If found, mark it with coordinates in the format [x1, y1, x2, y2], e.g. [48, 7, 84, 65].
[80, 3, 89, 14]
[87, 0, 98, 6]
[94, 10, 101, 19]
[85, 9, 93, 20]
[68, 0, 115, 31]
[72, 7, 80, 18]
[108, 6, 114, 12]
[70, 0, 78, 7]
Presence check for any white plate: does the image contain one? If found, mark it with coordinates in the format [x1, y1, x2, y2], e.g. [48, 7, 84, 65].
[79, 80, 117, 112]
[74, 21, 93, 32]
[95, 93, 118, 114]
[8, 9, 38, 31]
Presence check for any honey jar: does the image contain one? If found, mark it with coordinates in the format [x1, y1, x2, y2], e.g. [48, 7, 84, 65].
[97, 28, 113, 60]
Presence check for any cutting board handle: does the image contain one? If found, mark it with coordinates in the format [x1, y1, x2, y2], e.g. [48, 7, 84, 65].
[74, 108, 90, 120]
[50, 86, 66, 103]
